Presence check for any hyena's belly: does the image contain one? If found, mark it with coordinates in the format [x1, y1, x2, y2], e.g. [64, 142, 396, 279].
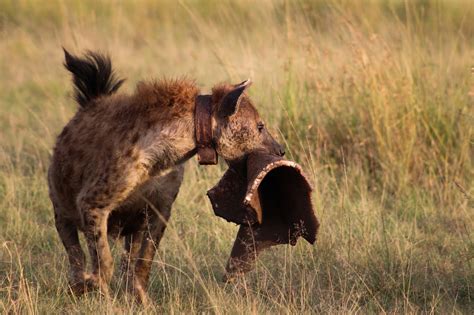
[107, 166, 184, 238]
[107, 178, 161, 237]
[107, 207, 146, 238]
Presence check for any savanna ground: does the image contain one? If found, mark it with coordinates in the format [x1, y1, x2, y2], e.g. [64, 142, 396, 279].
[0, 0, 473, 313]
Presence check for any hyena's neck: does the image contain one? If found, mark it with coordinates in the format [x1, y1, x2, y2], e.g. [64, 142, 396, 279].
[166, 113, 199, 165]
[131, 79, 204, 174]
[143, 104, 199, 175]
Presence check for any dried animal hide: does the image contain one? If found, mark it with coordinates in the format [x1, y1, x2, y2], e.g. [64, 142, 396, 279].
[207, 151, 319, 279]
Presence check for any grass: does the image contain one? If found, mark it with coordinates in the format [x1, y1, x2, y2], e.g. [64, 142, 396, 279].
[0, 0, 473, 313]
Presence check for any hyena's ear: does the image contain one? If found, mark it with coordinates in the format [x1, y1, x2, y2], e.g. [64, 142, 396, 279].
[218, 79, 252, 118]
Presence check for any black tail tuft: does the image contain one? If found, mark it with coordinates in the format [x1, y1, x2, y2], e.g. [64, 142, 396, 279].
[63, 48, 125, 108]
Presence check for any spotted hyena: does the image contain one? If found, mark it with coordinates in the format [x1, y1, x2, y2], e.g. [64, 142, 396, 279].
[48, 49, 284, 303]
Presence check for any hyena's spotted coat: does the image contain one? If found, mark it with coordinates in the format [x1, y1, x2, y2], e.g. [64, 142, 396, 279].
[48, 50, 284, 303]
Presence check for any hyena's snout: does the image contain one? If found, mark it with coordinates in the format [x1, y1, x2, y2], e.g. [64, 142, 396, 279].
[263, 131, 285, 157]
[276, 142, 285, 156]
[272, 140, 286, 157]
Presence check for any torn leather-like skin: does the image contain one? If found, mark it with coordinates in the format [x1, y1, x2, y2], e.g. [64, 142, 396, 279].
[207, 151, 319, 280]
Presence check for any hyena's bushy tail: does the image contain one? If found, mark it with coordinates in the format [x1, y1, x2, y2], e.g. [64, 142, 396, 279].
[63, 48, 125, 108]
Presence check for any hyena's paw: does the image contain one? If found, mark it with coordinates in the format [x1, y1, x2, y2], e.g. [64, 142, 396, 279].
[69, 273, 109, 296]
[126, 278, 149, 305]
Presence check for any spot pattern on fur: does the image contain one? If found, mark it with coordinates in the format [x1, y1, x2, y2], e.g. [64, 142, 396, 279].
[49, 51, 283, 302]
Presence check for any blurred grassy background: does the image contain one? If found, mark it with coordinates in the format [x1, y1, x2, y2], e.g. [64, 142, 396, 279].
[0, 0, 473, 313]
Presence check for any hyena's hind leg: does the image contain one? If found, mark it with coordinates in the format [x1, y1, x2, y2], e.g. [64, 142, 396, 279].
[79, 204, 114, 295]
[77, 176, 144, 295]
[77, 162, 149, 295]
[54, 212, 89, 295]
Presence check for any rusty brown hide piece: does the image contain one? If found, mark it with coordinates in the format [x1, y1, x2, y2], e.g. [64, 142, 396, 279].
[195, 95, 218, 165]
[207, 151, 319, 279]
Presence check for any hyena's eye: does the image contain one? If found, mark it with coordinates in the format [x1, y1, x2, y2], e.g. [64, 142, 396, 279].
[257, 122, 265, 132]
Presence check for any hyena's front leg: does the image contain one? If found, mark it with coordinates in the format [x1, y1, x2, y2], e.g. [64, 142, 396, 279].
[129, 166, 184, 303]
[120, 230, 144, 286]
[130, 208, 171, 303]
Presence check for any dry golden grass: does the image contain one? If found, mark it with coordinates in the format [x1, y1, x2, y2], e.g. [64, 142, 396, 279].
[0, 0, 473, 313]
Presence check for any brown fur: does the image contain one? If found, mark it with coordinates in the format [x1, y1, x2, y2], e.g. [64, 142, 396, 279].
[48, 50, 284, 303]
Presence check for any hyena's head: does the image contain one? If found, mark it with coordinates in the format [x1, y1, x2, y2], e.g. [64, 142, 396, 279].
[211, 79, 285, 162]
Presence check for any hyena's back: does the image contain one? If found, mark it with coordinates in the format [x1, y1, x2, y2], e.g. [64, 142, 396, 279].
[49, 85, 195, 221]
[49, 57, 198, 232]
